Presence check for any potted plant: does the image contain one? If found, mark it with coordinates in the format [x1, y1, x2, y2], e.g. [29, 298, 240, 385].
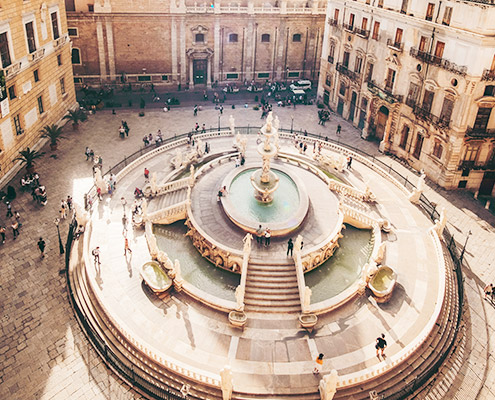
[63, 108, 87, 130]
[14, 147, 45, 174]
[41, 124, 65, 151]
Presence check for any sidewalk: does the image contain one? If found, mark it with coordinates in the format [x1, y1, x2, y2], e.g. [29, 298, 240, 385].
[0, 102, 494, 399]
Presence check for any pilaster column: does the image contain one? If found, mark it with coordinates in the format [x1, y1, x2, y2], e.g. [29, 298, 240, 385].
[180, 17, 187, 85]
[207, 57, 212, 88]
[171, 17, 178, 83]
[96, 20, 107, 80]
[214, 18, 221, 82]
[105, 21, 116, 80]
[189, 59, 194, 89]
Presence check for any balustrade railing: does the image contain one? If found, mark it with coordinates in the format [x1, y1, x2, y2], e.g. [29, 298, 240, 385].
[410, 47, 467, 76]
[4, 60, 22, 78]
[412, 105, 451, 129]
[465, 126, 495, 138]
[29, 48, 45, 63]
[355, 27, 370, 38]
[367, 80, 403, 104]
[336, 62, 361, 82]
[387, 38, 403, 51]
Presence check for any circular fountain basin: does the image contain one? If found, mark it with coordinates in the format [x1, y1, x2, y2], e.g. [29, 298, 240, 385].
[221, 165, 309, 237]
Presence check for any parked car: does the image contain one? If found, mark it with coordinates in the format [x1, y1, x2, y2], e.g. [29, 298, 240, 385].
[290, 80, 312, 92]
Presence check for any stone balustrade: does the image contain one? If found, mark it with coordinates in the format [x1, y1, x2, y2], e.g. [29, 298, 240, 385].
[146, 200, 189, 225]
[151, 177, 190, 197]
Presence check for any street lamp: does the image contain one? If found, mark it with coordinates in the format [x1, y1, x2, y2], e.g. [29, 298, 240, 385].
[459, 230, 472, 264]
[290, 115, 294, 133]
[218, 112, 221, 132]
[54, 218, 64, 255]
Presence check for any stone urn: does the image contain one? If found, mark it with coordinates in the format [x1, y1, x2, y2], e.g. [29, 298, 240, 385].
[228, 310, 247, 329]
[368, 265, 397, 303]
[299, 313, 318, 332]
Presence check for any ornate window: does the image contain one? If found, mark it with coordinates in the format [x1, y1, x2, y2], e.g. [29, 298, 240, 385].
[399, 126, 409, 150]
[261, 34, 270, 43]
[229, 33, 238, 43]
[292, 34, 301, 42]
[432, 140, 443, 159]
[195, 33, 205, 43]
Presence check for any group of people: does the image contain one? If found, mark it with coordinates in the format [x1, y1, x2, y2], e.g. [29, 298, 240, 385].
[255, 225, 272, 247]
[1, 201, 22, 243]
[317, 109, 331, 125]
[118, 120, 130, 138]
[142, 130, 164, 147]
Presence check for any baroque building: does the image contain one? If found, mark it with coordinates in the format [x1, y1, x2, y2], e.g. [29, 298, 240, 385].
[318, 0, 495, 195]
[0, 0, 76, 184]
[65, 0, 326, 89]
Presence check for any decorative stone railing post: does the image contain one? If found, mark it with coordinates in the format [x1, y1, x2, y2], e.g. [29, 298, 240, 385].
[189, 165, 196, 187]
[408, 172, 426, 204]
[319, 370, 338, 400]
[220, 366, 233, 400]
[172, 259, 184, 291]
[94, 167, 108, 194]
[293, 235, 309, 311]
[433, 207, 446, 238]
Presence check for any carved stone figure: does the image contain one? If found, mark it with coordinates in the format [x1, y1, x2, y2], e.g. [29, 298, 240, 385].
[314, 153, 346, 173]
[274, 115, 280, 130]
[172, 148, 183, 169]
[242, 233, 253, 255]
[362, 261, 378, 284]
[229, 115, 235, 135]
[319, 370, 338, 400]
[94, 168, 108, 193]
[189, 164, 196, 186]
[173, 259, 184, 291]
[374, 242, 386, 265]
[220, 366, 233, 400]
[235, 286, 245, 311]
[150, 172, 157, 196]
[434, 208, 447, 238]
[303, 286, 312, 313]
[265, 111, 273, 132]
[294, 235, 304, 255]
[409, 172, 426, 204]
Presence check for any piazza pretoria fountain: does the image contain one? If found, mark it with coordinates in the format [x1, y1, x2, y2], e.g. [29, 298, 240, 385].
[70, 113, 457, 400]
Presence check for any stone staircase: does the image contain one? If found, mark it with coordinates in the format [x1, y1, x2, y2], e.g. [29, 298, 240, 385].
[244, 261, 301, 314]
[146, 186, 188, 214]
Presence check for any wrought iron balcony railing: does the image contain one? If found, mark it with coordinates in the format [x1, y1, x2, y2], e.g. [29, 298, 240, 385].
[412, 105, 451, 128]
[465, 126, 495, 138]
[336, 62, 360, 82]
[482, 69, 495, 81]
[458, 160, 495, 171]
[343, 23, 354, 32]
[327, 55, 334, 64]
[367, 80, 403, 104]
[410, 47, 467, 76]
[387, 38, 403, 51]
[328, 18, 338, 27]
[355, 28, 370, 38]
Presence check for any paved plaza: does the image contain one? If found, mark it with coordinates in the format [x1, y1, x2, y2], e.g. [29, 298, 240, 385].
[1, 98, 495, 399]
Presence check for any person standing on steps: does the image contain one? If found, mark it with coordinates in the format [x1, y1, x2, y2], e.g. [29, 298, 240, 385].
[256, 225, 264, 244]
[347, 156, 353, 169]
[287, 238, 294, 256]
[37, 237, 46, 258]
[92, 246, 101, 264]
[375, 333, 387, 358]
[336, 124, 342, 136]
[264, 228, 271, 247]
[124, 236, 132, 256]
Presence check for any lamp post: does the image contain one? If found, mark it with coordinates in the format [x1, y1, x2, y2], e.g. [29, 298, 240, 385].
[218, 112, 221, 132]
[285, 67, 289, 87]
[290, 115, 294, 133]
[54, 218, 64, 255]
[459, 230, 472, 264]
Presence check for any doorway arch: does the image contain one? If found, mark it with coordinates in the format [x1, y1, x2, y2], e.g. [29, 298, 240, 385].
[375, 106, 390, 140]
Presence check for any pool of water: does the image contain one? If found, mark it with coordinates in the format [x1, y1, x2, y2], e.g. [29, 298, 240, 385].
[305, 225, 373, 303]
[153, 222, 239, 301]
[228, 168, 300, 223]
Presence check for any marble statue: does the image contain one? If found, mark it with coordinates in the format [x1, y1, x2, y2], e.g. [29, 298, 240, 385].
[141, 198, 148, 217]
[196, 138, 204, 157]
[242, 233, 253, 255]
[409, 172, 426, 204]
[303, 286, 312, 313]
[364, 186, 376, 202]
[294, 235, 304, 255]
[319, 370, 338, 400]
[235, 286, 245, 311]
[239, 135, 248, 157]
[374, 242, 386, 265]
[150, 172, 157, 196]
[173, 259, 184, 290]
[274, 115, 280, 130]
[266, 111, 273, 132]
[189, 165, 196, 186]
[229, 115, 235, 135]
[362, 261, 378, 284]
[220, 366, 233, 400]
[314, 153, 347, 173]
[172, 148, 183, 169]
[94, 168, 108, 193]
[434, 207, 447, 237]
[147, 233, 158, 258]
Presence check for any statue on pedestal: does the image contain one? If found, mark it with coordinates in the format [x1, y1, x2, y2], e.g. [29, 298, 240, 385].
[319, 370, 338, 400]
[303, 286, 312, 313]
[220, 366, 233, 400]
[434, 208, 447, 238]
[229, 115, 235, 135]
[235, 286, 245, 311]
[409, 172, 426, 204]
[242, 233, 253, 255]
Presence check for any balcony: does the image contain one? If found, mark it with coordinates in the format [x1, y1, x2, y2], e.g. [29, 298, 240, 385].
[387, 38, 403, 52]
[465, 126, 495, 138]
[367, 80, 403, 104]
[54, 34, 68, 50]
[327, 55, 334, 64]
[3, 60, 22, 79]
[410, 47, 467, 76]
[458, 160, 495, 171]
[412, 105, 451, 128]
[482, 69, 495, 81]
[336, 63, 360, 82]
[328, 18, 338, 27]
[29, 48, 46, 63]
[355, 27, 369, 38]
[343, 23, 354, 32]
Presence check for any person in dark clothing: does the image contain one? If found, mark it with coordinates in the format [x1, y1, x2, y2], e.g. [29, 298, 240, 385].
[375, 333, 387, 358]
[38, 237, 46, 258]
[287, 238, 294, 256]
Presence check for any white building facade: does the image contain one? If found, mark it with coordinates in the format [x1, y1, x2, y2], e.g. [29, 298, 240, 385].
[318, 0, 495, 195]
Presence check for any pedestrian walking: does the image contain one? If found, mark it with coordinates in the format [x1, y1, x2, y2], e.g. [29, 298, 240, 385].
[11, 220, 19, 239]
[484, 283, 494, 301]
[85, 147, 91, 160]
[143, 135, 149, 146]
[144, 168, 150, 179]
[219, 105, 224, 114]
[92, 246, 101, 264]
[347, 156, 353, 169]
[60, 200, 67, 219]
[37, 237, 46, 258]
[193, 105, 198, 116]
[375, 333, 387, 358]
[264, 228, 271, 247]
[256, 225, 264, 244]
[201, 124, 206, 133]
[195, 123, 200, 132]
[14, 211, 22, 227]
[124, 237, 132, 256]
[0, 225, 6, 243]
[67, 195, 73, 210]
[313, 353, 324, 374]
[336, 124, 342, 135]
[6, 201, 13, 217]
[287, 238, 294, 256]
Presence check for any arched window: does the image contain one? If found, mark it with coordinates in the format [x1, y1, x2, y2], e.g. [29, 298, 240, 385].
[229, 33, 238, 43]
[195, 33, 204, 43]
[292, 34, 301, 42]
[261, 34, 270, 43]
[71, 48, 81, 64]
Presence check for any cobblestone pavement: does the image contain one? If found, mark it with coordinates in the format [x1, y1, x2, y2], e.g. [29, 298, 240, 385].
[1, 99, 494, 399]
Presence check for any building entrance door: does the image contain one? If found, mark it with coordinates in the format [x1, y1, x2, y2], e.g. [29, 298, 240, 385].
[193, 59, 207, 85]
[337, 99, 344, 115]
[349, 92, 357, 122]
[479, 171, 495, 196]
[358, 110, 366, 129]
[375, 106, 389, 140]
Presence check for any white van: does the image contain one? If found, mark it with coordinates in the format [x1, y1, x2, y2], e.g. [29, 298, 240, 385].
[290, 80, 312, 92]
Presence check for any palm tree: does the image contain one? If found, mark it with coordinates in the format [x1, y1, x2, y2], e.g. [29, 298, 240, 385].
[14, 147, 45, 173]
[63, 108, 87, 130]
[41, 124, 65, 151]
